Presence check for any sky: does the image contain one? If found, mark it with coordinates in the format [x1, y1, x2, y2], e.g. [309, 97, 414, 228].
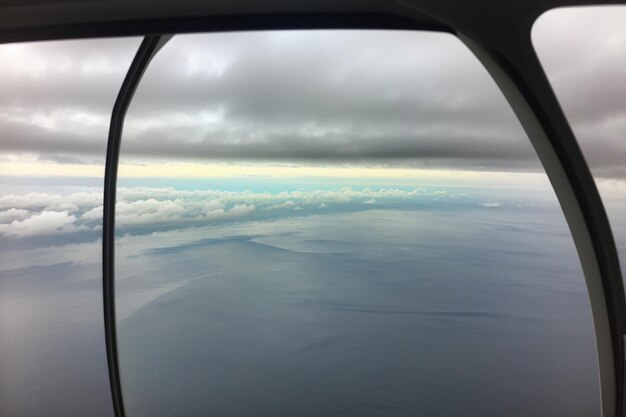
[0, 6, 623, 181]
[0, 6, 624, 243]
[533, 6, 626, 181]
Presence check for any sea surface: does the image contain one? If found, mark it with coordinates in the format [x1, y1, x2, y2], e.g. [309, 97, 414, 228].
[0, 177, 605, 417]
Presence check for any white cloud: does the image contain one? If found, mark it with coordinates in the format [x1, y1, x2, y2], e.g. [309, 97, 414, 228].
[0, 208, 30, 223]
[229, 204, 255, 216]
[44, 202, 80, 213]
[82, 205, 103, 220]
[0, 185, 466, 238]
[0, 210, 84, 237]
[0, 191, 101, 210]
[204, 208, 226, 220]
[203, 199, 225, 212]
[481, 201, 501, 208]
[116, 199, 187, 226]
[113, 198, 256, 227]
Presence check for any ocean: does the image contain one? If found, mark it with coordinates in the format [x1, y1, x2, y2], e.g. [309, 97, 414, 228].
[0, 176, 603, 416]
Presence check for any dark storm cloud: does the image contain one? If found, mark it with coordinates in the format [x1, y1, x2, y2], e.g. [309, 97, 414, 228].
[1, 8, 625, 177]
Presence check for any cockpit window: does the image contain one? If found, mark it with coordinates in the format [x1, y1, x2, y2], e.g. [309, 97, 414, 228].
[114, 30, 599, 417]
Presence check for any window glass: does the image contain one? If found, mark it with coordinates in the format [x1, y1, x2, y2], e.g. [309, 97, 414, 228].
[533, 6, 626, 279]
[0, 37, 141, 417]
[117, 30, 598, 417]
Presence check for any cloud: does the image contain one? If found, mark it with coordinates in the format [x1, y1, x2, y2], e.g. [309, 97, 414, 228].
[116, 31, 537, 171]
[0, 38, 142, 171]
[229, 204, 255, 216]
[114, 199, 187, 226]
[81, 198, 255, 228]
[0, 38, 142, 112]
[82, 205, 103, 220]
[481, 201, 501, 208]
[532, 7, 626, 179]
[0, 191, 101, 211]
[0, 185, 463, 238]
[0, 210, 84, 237]
[0, 208, 30, 223]
[203, 199, 224, 212]
[2, 15, 626, 177]
[0, 30, 535, 173]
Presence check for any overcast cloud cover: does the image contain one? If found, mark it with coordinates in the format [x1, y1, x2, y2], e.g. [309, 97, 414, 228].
[533, 7, 626, 180]
[119, 30, 533, 170]
[0, 8, 623, 176]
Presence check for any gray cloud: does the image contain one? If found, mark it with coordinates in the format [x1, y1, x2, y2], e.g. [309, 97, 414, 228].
[0, 38, 142, 112]
[0, 9, 624, 178]
[120, 30, 535, 169]
[0, 37, 141, 168]
[533, 6, 626, 179]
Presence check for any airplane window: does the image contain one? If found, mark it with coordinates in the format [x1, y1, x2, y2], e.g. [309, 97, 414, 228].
[0, 37, 142, 417]
[533, 6, 626, 281]
[115, 30, 599, 417]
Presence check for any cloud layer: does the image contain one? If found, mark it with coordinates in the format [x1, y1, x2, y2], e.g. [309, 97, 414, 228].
[0, 8, 624, 177]
[0, 37, 141, 166]
[533, 7, 626, 180]
[0, 30, 538, 171]
[0, 184, 504, 238]
[116, 30, 532, 170]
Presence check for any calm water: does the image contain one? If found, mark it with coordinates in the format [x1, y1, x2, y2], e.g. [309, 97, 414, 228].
[0, 179, 601, 416]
